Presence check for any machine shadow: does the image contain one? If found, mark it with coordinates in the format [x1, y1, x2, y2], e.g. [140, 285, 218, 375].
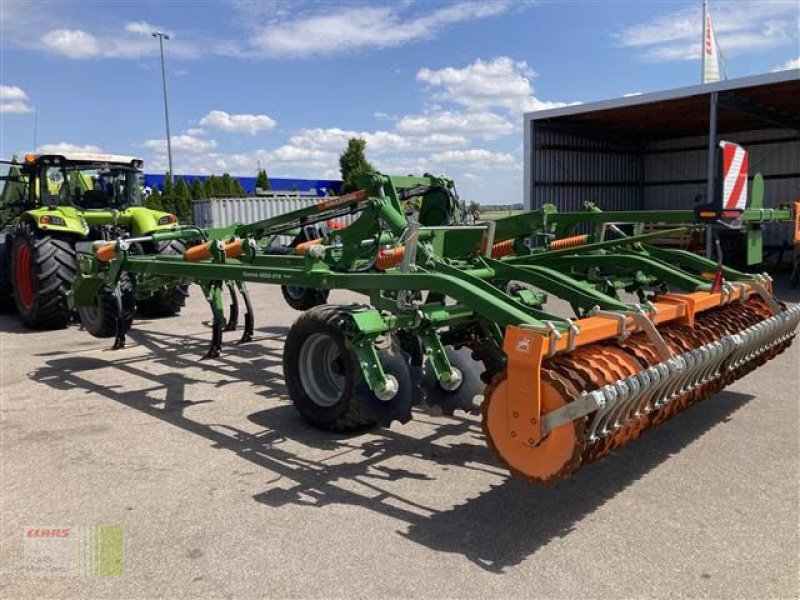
[28, 325, 755, 572]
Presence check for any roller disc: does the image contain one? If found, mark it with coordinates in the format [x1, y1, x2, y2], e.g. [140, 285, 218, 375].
[356, 345, 414, 427]
[482, 370, 583, 484]
[421, 347, 484, 415]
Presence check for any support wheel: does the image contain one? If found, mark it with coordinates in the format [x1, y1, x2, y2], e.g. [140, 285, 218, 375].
[281, 285, 330, 311]
[421, 347, 484, 415]
[283, 305, 412, 431]
[11, 223, 75, 329]
[135, 240, 189, 317]
[77, 273, 135, 338]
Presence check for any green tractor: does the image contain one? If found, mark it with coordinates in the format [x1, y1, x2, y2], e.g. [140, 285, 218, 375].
[0, 152, 189, 333]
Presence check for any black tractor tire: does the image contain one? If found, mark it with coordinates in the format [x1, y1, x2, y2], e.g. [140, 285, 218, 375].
[0, 235, 15, 313]
[283, 305, 414, 431]
[281, 285, 330, 311]
[10, 223, 75, 330]
[135, 239, 190, 317]
[77, 272, 136, 338]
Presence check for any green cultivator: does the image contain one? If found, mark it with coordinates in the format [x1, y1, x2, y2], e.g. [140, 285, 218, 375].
[70, 156, 800, 483]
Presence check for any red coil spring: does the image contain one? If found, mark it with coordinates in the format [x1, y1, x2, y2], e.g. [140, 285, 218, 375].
[549, 234, 588, 251]
[376, 246, 405, 270]
[491, 239, 515, 258]
[326, 219, 344, 230]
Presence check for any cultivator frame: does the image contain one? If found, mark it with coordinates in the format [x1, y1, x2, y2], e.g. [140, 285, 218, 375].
[70, 169, 800, 483]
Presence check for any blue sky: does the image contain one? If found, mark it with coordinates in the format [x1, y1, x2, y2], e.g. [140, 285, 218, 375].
[1, 0, 798, 203]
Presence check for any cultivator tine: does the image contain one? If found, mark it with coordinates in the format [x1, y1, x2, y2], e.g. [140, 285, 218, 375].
[237, 282, 254, 344]
[203, 284, 225, 359]
[111, 286, 126, 350]
[224, 281, 239, 332]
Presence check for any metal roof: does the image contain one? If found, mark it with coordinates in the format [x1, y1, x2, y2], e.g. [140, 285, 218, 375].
[524, 69, 800, 139]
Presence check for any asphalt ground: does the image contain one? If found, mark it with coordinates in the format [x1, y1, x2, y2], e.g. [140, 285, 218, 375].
[1, 277, 798, 599]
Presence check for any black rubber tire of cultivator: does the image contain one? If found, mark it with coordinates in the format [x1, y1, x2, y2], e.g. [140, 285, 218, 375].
[77, 272, 135, 338]
[135, 239, 190, 317]
[10, 223, 75, 329]
[281, 285, 330, 311]
[0, 235, 15, 313]
[283, 305, 413, 431]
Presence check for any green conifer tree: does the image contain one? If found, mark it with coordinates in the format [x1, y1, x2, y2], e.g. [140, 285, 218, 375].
[174, 176, 192, 220]
[190, 178, 206, 201]
[339, 138, 374, 193]
[160, 173, 176, 215]
[256, 169, 270, 192]
[144, 186, 164, 211]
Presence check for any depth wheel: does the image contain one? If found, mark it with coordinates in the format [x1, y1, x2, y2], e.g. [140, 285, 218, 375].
[283, 305, 412, 431]
[281, 285, 330, 311]
[135, 239, 189, 317]
[11, 223, 75, 330]
[77, 273, 136, 338]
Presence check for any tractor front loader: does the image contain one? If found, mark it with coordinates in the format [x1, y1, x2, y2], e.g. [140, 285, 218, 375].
[70, 149, 799, 483]
[0, 153, 189, 332]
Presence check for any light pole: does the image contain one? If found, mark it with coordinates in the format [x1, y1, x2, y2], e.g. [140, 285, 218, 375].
[152, 31, 173, 181]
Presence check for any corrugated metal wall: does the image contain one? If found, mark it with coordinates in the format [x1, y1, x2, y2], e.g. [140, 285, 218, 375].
[191, 194, 356, 244]
[529, 124, 799, 246]
[192, 194, 321, 229]
[530, 125, 644, 212]
[644, 128, 799, 245]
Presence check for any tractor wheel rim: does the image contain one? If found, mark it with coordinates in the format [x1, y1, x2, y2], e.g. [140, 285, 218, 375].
[14, 242, 35, 309]
[298, 333, 345, 407]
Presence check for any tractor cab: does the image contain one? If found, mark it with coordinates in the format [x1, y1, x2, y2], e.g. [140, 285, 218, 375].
[22, 153, 144, 211]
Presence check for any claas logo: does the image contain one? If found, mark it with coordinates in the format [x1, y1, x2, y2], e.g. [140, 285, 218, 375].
[27, 528, 70, 538]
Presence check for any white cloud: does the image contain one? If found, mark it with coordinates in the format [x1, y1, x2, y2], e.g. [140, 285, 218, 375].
[41, 29, 101, 59]
[616, 1, 799, 62]
[270, 145, 332, 163]
[247, 1, 511, 58]
[395, 110, 514, 140]
[417, 57, 570, 115]
[124, 21, 171, 37]
[0, 85, 34, 114]
[142, 134, 217, 154]
[428, 148, 517, 169]
[9, 1, 520, 63]
[198, 110, 277, 135]
[285, 126, 469, 156]
[38, 25, 201, 60]
[37, 142, 104, 154]
[773, 57, 800, 71]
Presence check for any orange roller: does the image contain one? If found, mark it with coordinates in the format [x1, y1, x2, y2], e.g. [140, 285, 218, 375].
[483, 372, 582, 484]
